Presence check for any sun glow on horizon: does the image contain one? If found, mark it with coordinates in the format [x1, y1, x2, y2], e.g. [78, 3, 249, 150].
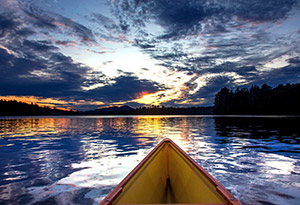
[134, 86, 188, 106]
[0, 96, 105, 110]
[0, 96, 69, 107]
[135, 91, 163, 105]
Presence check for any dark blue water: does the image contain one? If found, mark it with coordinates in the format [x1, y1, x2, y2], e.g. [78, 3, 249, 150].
[0, 116, 299, 205]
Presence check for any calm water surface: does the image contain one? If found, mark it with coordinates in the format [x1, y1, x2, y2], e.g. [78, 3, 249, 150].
[0, 116, 299, 205]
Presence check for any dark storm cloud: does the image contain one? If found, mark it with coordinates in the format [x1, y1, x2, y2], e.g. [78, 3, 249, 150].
[0, 1, 166, 108]
[187, 63, 300, 105]
[194, 76, 235, 96]
[89, 13, 135, 43]
[0, 43, 163, 104]
[110, 0, 298, 39]
[0, 13, 18, 37]
[22, 6, 57, 29]
[134, 39, 155, 49]
[288, 57, 300, 65]
[0, 5, 101, 99]
[230, 0, 297, 22]
[0, 47, 16, 70]
[1, 0, 299, 108]
[82, 71, 110, 88]
[56, 15, 97, 44]
[87, 74, 162, 102]
[92, 13, 120, 32]
[0, 9, 163, 105]
[209, 63, 258, 76]
[0, 12, 90, 97]
[22, 5, 97, 44]
[0, 45, 88, 98]
[0, 14, 16, 29]
[184, 75, 237, 106]
[0, 4, 97, 45]
[15, 27, 36, 37]
[152, 0, 213, 39]
[255, 64, 300, 87]
[147, 27, 291, 79]
[107, 0, 300, 106]
[0, 13, 36, 39]
[55, 40, 77, 47]
[109, 0, 299, 68]
[23, 40, 58, 52]
[153, 51, 187, 61]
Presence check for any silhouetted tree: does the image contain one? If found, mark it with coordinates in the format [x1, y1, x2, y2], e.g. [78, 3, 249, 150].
[213, 87, 233, 114]
[0, 100, 77, 116]
[213, 83, 300, 115]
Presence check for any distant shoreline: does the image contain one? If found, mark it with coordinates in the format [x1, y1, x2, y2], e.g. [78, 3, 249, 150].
[2, 83, 300, 116]
[1, 115, 300, 119]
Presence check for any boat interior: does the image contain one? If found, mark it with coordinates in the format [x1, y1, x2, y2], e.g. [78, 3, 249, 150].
[111, 141, 228, 204]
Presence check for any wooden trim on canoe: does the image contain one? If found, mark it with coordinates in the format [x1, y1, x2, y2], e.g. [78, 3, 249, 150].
[99, 138, 241, 205]
[115, 204, 228, 205]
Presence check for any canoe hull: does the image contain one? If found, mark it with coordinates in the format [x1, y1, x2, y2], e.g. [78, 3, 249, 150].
[100, 138, 241, 205]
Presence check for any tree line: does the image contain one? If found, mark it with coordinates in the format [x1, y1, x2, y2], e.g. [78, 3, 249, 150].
[0, 100, 77, 116]
[0, 99, 213, 116]
[1, 83, 300, 116]
[213, 83, 300, 115]
[89, 106, 213, 115]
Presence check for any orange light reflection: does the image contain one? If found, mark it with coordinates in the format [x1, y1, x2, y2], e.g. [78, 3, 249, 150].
[0, 95, 105, 110]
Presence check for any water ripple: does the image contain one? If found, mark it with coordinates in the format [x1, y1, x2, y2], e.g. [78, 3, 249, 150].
[0, 116, 300, 204]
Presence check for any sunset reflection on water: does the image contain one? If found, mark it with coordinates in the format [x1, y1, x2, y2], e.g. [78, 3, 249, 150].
[0, 116, 300, 205]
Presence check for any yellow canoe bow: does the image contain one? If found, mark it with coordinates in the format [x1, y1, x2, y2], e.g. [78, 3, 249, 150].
[100, 138, 241, 205]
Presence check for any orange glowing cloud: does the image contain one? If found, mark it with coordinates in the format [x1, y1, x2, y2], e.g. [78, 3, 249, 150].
[97, 104, 125, 109]
[134, 90, 176, 106]
[0, 96, 105, 110]
[0, 96, 70, 108]
[135, 91, 161, 105]
[133, 79, 195, 106]
[0, 44, 17, 55]
[135, 91, 150, 99]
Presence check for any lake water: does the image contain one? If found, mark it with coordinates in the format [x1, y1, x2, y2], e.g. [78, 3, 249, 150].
[0, 116, 299, 205]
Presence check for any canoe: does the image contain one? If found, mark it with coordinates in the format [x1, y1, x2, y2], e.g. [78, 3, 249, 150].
[100, 138, 241, 205]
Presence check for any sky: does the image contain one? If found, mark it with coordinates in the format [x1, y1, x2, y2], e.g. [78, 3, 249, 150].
[1, 0, 300, 110]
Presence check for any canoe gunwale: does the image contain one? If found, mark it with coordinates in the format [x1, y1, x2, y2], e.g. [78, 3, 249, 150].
[100, 138, 241, 205]
[167, 139, 240, 205]
[100, 139, 167, 205]
[114, 204, 228, 205]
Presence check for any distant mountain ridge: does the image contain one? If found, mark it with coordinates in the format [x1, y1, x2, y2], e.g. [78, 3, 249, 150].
[0, 100, 213, 116]
[81, 105, 213, 115]
[83, 105, 133, 115]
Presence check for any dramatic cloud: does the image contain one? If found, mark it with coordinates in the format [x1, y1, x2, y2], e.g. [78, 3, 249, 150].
[87, 74, 163, 102]
[107, 0, 300, 100]
[22, 5, 97, 45]
[109, 0, 299, 39]
[0, 14, 18, 37]
[1, 0, 300, 109]
[0, 2, 125, 109]
[0, 44, 87, 97]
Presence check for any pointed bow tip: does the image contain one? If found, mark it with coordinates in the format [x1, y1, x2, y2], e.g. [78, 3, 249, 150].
[162, 137, 172, 142]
